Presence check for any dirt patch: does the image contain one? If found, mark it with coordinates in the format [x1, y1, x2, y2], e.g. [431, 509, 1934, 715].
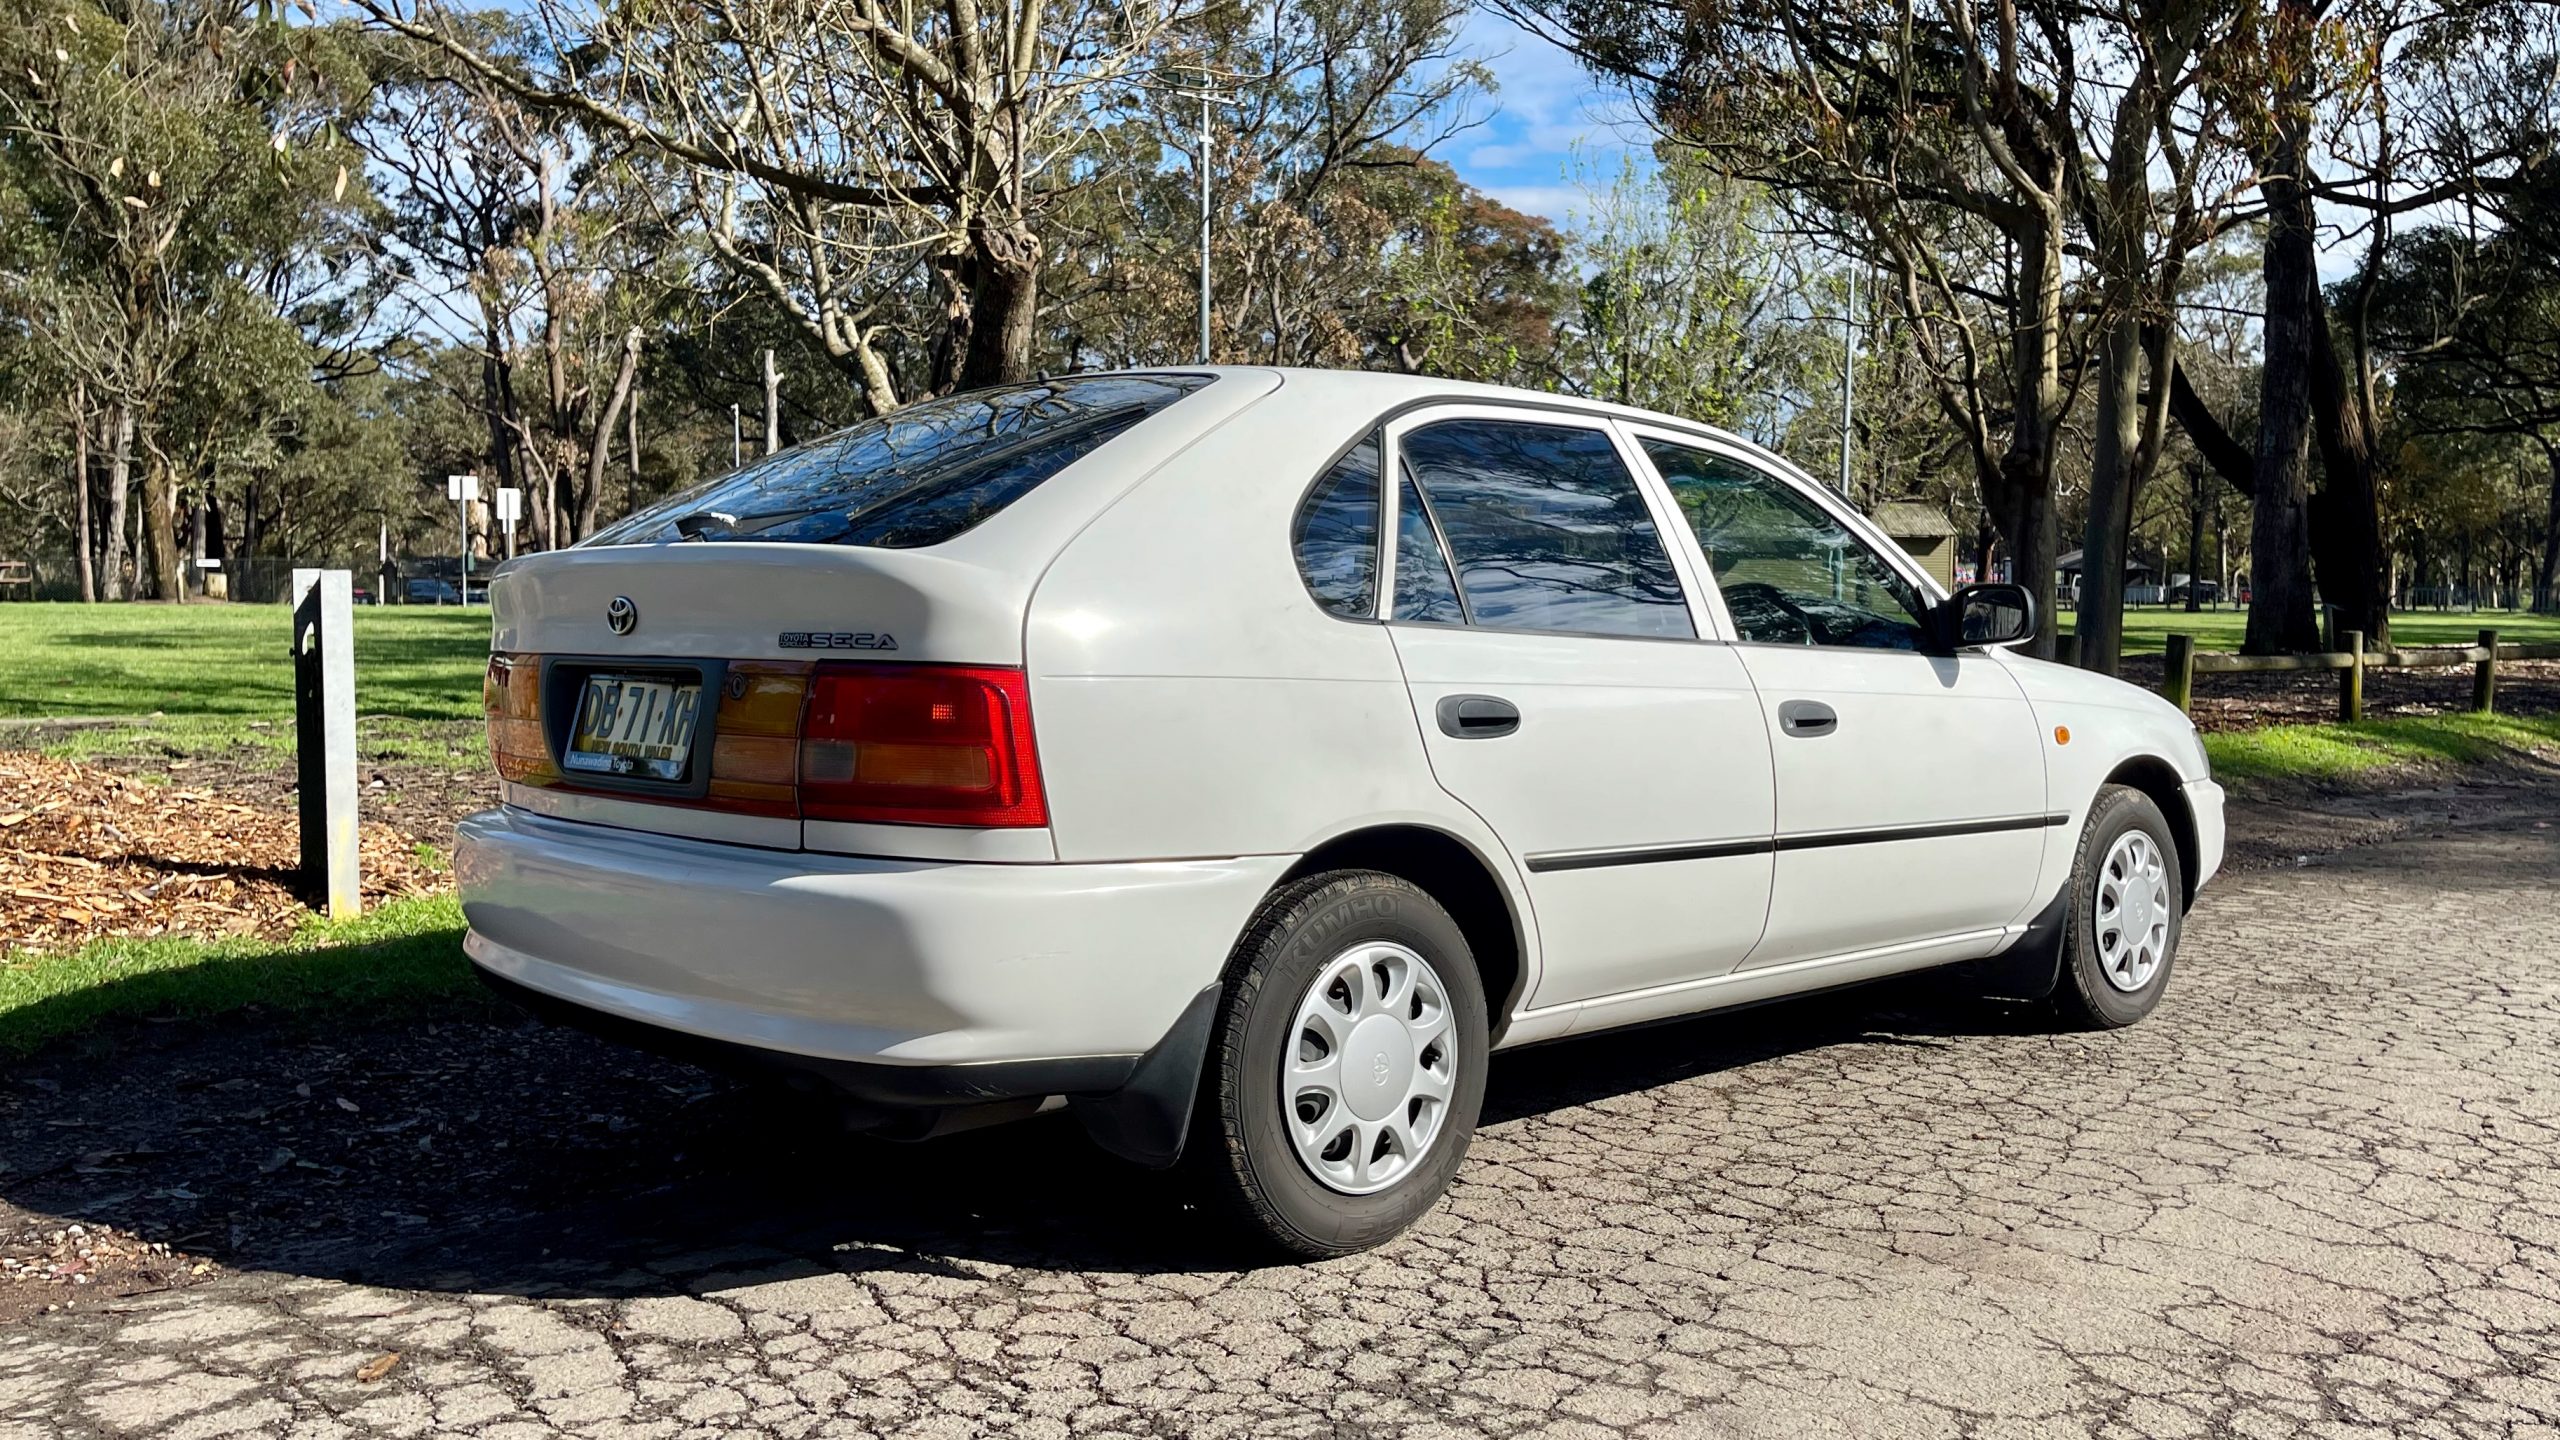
[0, 754, 446, 953]
[2112, 654, 2560, 732]
[2212, 753, 2560, 875]
[26, 719, 502, 859]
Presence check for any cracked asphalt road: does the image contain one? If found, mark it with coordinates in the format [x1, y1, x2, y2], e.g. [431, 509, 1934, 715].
[4, 808, 2558, 1438]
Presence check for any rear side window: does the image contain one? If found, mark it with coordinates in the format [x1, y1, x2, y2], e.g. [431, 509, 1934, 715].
[1400, 419, 1693, 639]
[585, 374, 1212, 549]
[1293, 435, 1381, 617]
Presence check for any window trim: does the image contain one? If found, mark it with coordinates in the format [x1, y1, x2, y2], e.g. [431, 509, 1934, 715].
[1616, 420, 1950, 654]
[1377, 402, 1716, 643]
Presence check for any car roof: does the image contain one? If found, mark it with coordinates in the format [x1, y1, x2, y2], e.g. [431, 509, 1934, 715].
[1124, 365, 1759, 446]
[1088, 365, 1829, 493]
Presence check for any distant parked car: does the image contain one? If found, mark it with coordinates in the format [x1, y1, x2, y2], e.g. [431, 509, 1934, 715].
[406, 577, 460, 604]
[2167, 580, 2221, 604]
[458, 368, 2225, 1257]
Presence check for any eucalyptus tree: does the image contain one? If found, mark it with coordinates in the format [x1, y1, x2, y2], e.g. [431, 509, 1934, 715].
[355, 0, 1209, 410]
[0, 0, 378, 599]
[364, 22, 703, 549]
[1499, 0, 2134, 654]
[1551, 157, 1825, 441]
[1032, 0, 1503, 373]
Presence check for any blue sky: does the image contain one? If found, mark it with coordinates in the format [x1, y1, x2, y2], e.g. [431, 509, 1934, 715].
[1441, 11, 1651, 228]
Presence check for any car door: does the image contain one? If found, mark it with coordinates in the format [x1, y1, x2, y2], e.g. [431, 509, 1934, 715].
[1380, 406, 1777, 1011]
[1627, 430, 2049, 969]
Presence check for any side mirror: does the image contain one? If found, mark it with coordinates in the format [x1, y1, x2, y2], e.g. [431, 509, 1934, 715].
[1938, 582, 2036, 650]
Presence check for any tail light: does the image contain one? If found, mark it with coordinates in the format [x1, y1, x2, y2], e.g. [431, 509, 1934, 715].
[484, 654, 1046, 830]
[485, 655, 557, 786]
[799, 663, 1047, 828]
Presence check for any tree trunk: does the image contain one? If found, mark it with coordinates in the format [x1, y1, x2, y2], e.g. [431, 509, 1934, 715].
[1992, 206, 2067, 658]
[959, 221, 1042, 391]
[100, 403, 133, 602]
[2075, 60, 2168, 677]
[763, 348, 781, 455]
[142, 452, 186, 602]
[2078, 312, 2146, 674]
[2245, 56, 2323, 656]
[2308, 292, 2392, 650]
[71, 387, 96, 603]
[2536, 445, 2560, 613]
[1989, 448, 2060, 656]
[580, 328, 643, 539]
[187, 497, 206, 600]
[2185, 465, 2207, 614]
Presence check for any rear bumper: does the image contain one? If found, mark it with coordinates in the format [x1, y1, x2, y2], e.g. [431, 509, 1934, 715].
[455, 806, 1288, 1072]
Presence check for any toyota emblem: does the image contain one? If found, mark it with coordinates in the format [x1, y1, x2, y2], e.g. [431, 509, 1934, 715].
[606, 596, 638, 635]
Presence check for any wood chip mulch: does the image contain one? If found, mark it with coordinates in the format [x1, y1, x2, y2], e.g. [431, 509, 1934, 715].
[0, 755, 439, 954]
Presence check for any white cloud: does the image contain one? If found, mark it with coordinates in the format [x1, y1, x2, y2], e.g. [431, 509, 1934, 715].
[1480, 184, 1595, 227]
[1446, 9, 1657, 224]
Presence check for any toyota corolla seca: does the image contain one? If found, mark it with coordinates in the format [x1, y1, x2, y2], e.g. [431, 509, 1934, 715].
[459, 367, 2223, 1256]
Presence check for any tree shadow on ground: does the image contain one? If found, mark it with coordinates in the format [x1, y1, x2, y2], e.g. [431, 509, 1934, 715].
[0, 952, 2050, 1301]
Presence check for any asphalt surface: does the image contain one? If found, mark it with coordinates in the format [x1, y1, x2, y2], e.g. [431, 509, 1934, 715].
[4, 805, 2558, 1438]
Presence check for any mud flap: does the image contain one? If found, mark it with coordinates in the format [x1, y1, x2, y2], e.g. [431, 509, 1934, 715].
[1964, 884, 2070, 1002]
[1069, 982, 1221, 1169]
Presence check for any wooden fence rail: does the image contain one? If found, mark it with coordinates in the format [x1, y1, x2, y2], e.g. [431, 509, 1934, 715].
[2160, 629, 2560, 720]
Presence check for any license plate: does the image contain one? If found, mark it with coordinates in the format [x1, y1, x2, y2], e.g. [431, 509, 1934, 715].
[565, 675, 701, 781]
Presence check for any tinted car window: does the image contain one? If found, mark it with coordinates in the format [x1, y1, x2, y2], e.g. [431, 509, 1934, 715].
[1393, 470, 1467, 624]
[1640, 440, 1934, 650]
[585, 374, 1212, 549]
[1293, 435, 1381, 618]
[1400, 420, 1693, 639]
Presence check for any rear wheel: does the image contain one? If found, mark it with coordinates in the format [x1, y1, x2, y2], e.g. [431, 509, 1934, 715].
[2050, 785, 2185, 1029]
[1191, 871, 1488, 1258]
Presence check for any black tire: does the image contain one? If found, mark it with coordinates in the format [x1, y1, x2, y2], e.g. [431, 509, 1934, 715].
[1189, 870, 1489, 1259]
[2050, 785, 2186, 1030]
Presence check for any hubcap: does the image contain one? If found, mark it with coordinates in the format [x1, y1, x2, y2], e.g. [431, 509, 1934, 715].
[1284, 942, 1457, 1195]
[2094, 829, 2173, 993]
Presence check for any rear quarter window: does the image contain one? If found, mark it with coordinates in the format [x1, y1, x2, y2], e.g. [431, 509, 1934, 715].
[1293, 434, 1382, 618]
[586, 374, 1213, 549]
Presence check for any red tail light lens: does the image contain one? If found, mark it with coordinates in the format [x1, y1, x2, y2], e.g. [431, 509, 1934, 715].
[798, 663, 1047, 827]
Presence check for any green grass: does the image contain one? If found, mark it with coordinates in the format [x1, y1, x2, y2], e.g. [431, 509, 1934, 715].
[0, 602, 490, 763]
[0, 894, 488, 1058]
[2203, 712, 2560, 785]
[2063, 607, 2560, 657]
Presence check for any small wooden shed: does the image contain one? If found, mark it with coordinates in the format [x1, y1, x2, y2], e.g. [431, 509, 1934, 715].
[1871, 500, 1958, 590]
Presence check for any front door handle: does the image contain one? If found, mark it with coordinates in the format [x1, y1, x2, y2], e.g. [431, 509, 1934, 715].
[1777, 699, 1838, 737]
[1436, 694, 1520, 739]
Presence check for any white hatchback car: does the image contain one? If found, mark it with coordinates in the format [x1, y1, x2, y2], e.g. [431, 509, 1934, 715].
[460, 368, 2223, 1255]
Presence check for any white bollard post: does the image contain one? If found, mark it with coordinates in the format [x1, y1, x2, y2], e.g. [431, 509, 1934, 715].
[291, 568, 360, 918]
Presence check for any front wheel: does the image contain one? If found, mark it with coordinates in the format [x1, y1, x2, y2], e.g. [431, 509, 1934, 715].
[1190, 871, 1489, 1258]
[2050, 785, 2186, 1030]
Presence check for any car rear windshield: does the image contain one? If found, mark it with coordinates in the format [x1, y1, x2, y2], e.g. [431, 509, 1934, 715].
[584, 373, 1214, 549]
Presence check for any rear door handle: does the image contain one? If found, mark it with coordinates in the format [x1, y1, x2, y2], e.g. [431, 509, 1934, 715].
[1777, 700, 1838, 737]
[1435, 694, 1520, 739]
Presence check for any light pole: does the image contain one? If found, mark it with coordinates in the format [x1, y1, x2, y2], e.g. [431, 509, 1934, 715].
[496, 486, 523, 562]
[1837, 263, 1859, 500]
[1169, 72, 1240, 364]
[445, 474, 480, 606]
[730, 404, 742, 468]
